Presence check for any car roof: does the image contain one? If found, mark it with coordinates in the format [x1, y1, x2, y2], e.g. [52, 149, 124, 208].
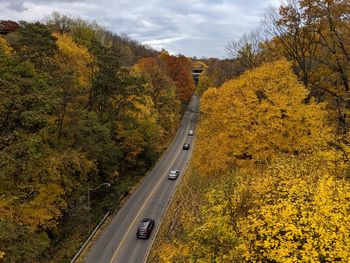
[170, 169, 179, 173]
[141, 218, 153, 222]
[140, 218, 153, 228]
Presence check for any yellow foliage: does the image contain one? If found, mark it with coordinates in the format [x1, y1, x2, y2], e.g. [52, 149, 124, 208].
[0, 251, 5, 260]
[115, 95, 162, 163]
[193, 59, 331, 176]
[53, 32, 94, 88]
[20, 183, 66, 229]
[0, 36, 12, 54]
[239, 156, 350, 262]
[157, 243, 179, 263]
[190, 59, 207, 69]
[151, 59, 350, 263]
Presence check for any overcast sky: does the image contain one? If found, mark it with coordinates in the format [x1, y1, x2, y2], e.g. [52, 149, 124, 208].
[1, 0, 282, 58]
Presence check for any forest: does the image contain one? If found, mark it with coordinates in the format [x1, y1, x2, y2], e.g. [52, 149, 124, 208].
[0, 12, 195, 262]
[151, 0, 350, 262]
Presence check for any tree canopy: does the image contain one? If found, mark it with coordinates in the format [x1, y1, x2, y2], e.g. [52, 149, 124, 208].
[0, 13, 193, 262]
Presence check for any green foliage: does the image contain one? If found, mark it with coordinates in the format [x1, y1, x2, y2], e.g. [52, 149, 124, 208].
[0, 15, 184, 262]
[6, 22, 58, 72]
[68, 110, 122, 176]
[0, 48, 52, 136]
[0, 221, 50, 263]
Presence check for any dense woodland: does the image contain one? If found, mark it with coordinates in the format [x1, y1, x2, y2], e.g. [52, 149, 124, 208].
[151, 0, 350, 262]
[0, 13, 195, 262]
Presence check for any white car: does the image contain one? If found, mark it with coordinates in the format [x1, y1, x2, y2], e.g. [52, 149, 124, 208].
[188, 130, 194, 136]
[168, 169, 179, 180]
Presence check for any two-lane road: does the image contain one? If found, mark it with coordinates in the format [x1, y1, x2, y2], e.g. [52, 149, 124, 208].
[85, 96, 199, 263]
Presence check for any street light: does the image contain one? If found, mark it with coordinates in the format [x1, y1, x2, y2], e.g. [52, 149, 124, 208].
[88, 182, 111, 233]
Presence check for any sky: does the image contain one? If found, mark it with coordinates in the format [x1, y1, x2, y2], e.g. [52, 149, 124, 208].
[0, 0, 282, 58]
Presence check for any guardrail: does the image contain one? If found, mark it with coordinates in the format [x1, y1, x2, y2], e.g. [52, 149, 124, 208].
[70, 211, 111, 263]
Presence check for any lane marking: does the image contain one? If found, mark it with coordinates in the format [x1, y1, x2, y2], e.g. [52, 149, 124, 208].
[142, 108, 199, 263]
[109, 170, 167, 263]
[108, 132, 186, 263]
[108, 104, 198, 263]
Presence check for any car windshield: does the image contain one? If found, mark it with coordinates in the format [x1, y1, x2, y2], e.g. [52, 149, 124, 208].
[139, 221, 149, 229]
[170, 170, 177, 174]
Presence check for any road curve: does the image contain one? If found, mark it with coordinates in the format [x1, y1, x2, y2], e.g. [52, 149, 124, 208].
[84, 97, 199, 263]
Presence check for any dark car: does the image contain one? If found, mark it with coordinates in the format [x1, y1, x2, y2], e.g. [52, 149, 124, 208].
[168, 169, 180, 180]
[136, 218, 155, 239]
[183, 143, 190, 150]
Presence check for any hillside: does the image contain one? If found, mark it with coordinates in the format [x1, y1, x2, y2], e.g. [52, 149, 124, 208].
[0, 13, 195, 262]
[150, 59, 350, 263]
[150, 0, 350, 262]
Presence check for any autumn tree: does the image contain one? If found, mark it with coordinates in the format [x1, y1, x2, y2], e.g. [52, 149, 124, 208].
[263, 1, 319, 89]
[193, 59, 330, 176]
[134, 57, 180, 138]
[226, 30, 271, 70]
[151, 59, 350, 263]
[6, 22, 58, 73]
[0, 15, 183, 262]
[196, 59, 244, 97]
[136, 57, 174, 108]
[239, 155, 350, 262]
[160, 51, 196, 103]
[50, 32, 94, 141]
[0, 43, 98, 262]
[263, 0, 350, 131]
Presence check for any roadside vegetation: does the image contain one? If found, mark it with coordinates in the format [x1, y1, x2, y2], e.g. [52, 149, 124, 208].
[0, 12, 195, 262]
[150, 0, 350, 262]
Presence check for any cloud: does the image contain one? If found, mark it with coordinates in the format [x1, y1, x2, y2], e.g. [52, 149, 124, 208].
[0, 0, 281, 57]
[3, 0, 85, 12]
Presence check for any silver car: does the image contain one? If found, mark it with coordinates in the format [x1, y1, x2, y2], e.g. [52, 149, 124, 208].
[168, 169, 179, 180]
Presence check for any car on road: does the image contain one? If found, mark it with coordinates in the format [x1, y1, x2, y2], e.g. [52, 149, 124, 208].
[188, 130, 194, 136]
[168, 169, 179, 180]
[183, 143, 190, 150]
[136, 218, 155, 239]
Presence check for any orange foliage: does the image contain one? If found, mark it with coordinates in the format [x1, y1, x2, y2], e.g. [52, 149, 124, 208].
[160, 51, 195, 103]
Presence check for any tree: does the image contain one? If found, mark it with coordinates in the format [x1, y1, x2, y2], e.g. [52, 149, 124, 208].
[160, 51, 196, 103]
[134, 57, 180, 140]
[136, 57, 174, 108]
[263, 1, 319, 89]
[0, 36, 12, 54]
[0, 47, 52, 140]
[239, 156, 350, 262]
[196, 59, 243, 96]
[226, 30, 271, 70]
[6, 22, 58, 72]
[263, 0, 350, 131]
[193, 59, 330, 176]
[51, 32, 94, 141]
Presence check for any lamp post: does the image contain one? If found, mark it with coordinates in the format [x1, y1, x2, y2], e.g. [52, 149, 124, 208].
[88, 182, 111, 234]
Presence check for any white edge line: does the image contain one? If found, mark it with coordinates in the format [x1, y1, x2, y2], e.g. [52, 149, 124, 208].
[142, 129, 197, 263]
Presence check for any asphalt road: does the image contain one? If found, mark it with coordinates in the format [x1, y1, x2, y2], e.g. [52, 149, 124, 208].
[85, 96, 199, 263]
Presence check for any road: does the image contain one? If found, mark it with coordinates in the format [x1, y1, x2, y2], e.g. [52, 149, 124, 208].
[84, 96, 199, 263]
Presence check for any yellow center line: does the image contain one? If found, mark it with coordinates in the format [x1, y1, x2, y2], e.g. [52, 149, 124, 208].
[108, 147, 182, 263]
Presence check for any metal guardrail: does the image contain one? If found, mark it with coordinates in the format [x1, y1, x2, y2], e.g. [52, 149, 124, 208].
[70, 211, 110, 263]
[71, 100, 199, 263]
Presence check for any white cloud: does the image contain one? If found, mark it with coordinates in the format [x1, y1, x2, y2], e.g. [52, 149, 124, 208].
[0, 0, 281, 57]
